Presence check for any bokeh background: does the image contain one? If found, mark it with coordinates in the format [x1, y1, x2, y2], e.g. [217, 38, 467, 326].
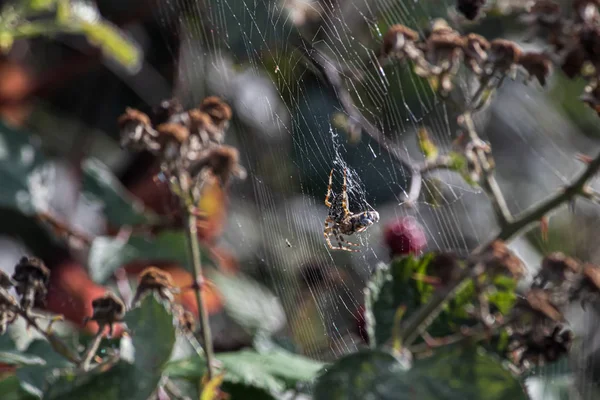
[1, 0, 600, 398]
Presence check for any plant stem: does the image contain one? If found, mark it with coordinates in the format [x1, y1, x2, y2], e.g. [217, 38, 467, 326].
[184, 210, 215, 380]
[16, 309, 81, 364]
[461, 112, 513, 227]
[80, 331, 103, 371]
[396, 149, 600, 347]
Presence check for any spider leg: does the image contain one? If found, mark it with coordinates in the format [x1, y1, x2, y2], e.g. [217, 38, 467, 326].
[325, 168, 334, 207]
[336, 232, 360, 253]
[342, 168, 350, 217]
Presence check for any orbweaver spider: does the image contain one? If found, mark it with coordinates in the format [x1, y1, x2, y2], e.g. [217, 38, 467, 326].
[324, 168, 380, 252]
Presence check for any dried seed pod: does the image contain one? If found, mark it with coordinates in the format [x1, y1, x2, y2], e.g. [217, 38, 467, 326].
[118, 108, 160, 152]
[190, 145, 247, 186]
[12, 257, 50, 312]
[0, 270, 13, 290]
[518, 52, 553, 86]
[84, 292, 125, 337]
[457, 0, 486, 20]
[200, 96, 232, 131]
[131, 267, 178, 306]
[488, 39, 522, 74]
[176, 306, 196, 334]
[381, 24, 420, 60]
[463, 33, 490, 75]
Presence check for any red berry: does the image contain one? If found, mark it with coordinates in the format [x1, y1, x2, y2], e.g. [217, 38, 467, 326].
[384, 216, 427, 256]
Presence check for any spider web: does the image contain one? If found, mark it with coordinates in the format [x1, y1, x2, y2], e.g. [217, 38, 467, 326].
[149, 0, 598, 385]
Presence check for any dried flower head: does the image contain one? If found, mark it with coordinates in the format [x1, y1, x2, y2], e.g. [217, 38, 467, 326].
[561, 46, 586, 78]
[518, 52, 553, 86]
[12, 257, 50, 312]
[574, 0, 600, 23]
[488, 39, 522, 75]
[200, 96, 232, 131]
[463, 33, 490, 74]
[152, 98, 185, 126]
[525, 0, 562, 26]
[190, 145, 247, 186]
[524, 289, 564, 322]
[0, 271, 17, 335]
[508, 326, 572, 368]
[381, 24, 420, 60]
[534, 252, 580, 288]
[457, 0, 486, 20]
[478, 240, 526, 281]
[118, 108, 160, 152]
[176, 306, 196, 334]
[188, 109, 222, 145]
[569, 263, 600, 308]
[0, 269, 13, 290]
[84, 292, 125, 337]
[580, 80, 600, 115]
[131, 266, 178, 306]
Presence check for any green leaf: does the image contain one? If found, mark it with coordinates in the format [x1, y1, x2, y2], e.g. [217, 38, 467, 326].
[0, 375, 38, 400]
[166, 346, 324, 393]
[45, 294, 176, 400]
[120, 293, 176, 400]
[79, 21, 141, 73]
[25, 0, 56, 11]
[16, 340, 71, 398]
[365, 257, 427, 347]
[88, 230, 214, 283]
[314, 346, 527, 400]
[209, 270, 286, 335]
[313, 349, 410, 400]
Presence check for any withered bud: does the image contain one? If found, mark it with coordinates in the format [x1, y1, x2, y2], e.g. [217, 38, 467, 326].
[561, 46, 586, 78]
[381, 24, 420, 58]
[117, 108, 151, 130]
[152, 98, 184, 126]
[518, 52, 552, 86]
[457, 0, 486, 20]
[200, 96, 232, 130]
[574, 0, 600, 23]
[188, 109, 222, 144]
[156, 123, 190, 144]
[580, 82, 600, 116]
[427, 252, 462, 285]
[85, 292, 125, 336]
[508, 326, 572, 368]
[527, 0, 562, 25]
[525, 289, 564, 322]
[132, 267, 177, 305]
[463, 33, 490, 74]
[579, 25, 600, 65]
[190, 145, 246, 185]
[478, 240, 526, 280]
[488, 39, 522, 72]
[12, 257, 50, 312]
[0, 270, 13, 290]
[429, 19, 454, 36]
[177, 307, 196, 333]
[117, 108, 160, 152]
[534, 252, 580, 287]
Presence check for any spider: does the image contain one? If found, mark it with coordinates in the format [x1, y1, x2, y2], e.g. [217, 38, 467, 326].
[324, 167, 380, 252]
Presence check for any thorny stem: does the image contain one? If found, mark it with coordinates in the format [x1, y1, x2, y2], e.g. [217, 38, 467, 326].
[396, 149, 600, 347]
[184, 210, 215, 380]
[80, 330, 103, 371]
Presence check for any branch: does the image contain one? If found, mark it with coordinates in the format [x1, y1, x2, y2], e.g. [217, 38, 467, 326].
[295, 40, 423, 204]
[396, 149, 600, 347]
